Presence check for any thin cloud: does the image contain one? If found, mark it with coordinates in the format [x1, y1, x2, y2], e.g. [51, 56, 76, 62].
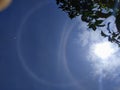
[77, 15, 120, 80]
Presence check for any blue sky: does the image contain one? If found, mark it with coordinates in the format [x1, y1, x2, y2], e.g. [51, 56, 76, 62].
[0, 0, 120, 90]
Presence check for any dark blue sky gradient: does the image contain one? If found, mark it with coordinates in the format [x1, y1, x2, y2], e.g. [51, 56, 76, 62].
[0, 0, 120, 90]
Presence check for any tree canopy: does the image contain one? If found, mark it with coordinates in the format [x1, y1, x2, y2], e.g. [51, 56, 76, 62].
[56, 0, 120, 46]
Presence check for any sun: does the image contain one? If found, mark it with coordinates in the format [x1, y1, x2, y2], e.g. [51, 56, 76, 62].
[89, 41, 119, 77]
[92, 42, 116, 60]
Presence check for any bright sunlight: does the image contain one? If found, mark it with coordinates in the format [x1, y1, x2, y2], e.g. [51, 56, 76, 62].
[93, 42, 116, 60]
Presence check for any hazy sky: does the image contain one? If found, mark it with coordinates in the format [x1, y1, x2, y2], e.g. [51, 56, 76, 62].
[0, 0, 120, 90]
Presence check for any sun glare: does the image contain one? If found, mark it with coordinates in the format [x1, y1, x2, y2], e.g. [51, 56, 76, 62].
[89, 41, 119, 77]
[93, 42, 115, 60]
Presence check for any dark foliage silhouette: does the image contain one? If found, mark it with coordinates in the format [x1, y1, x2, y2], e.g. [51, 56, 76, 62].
[56, 0, 120, 46]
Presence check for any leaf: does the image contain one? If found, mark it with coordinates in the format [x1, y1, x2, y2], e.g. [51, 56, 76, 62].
[108, 36, 112, 42]
[88, 23, 96, 31]
[112, 32, 119, 38]
[97, 24, 105, 27]
[92, 25, 97, 30]
[81, 15, 87, 22]
[95, 20, 103, 25]
[56, 0, 59, 5]
[101, 31, 108, 37]
[118, 36, 120, 39]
